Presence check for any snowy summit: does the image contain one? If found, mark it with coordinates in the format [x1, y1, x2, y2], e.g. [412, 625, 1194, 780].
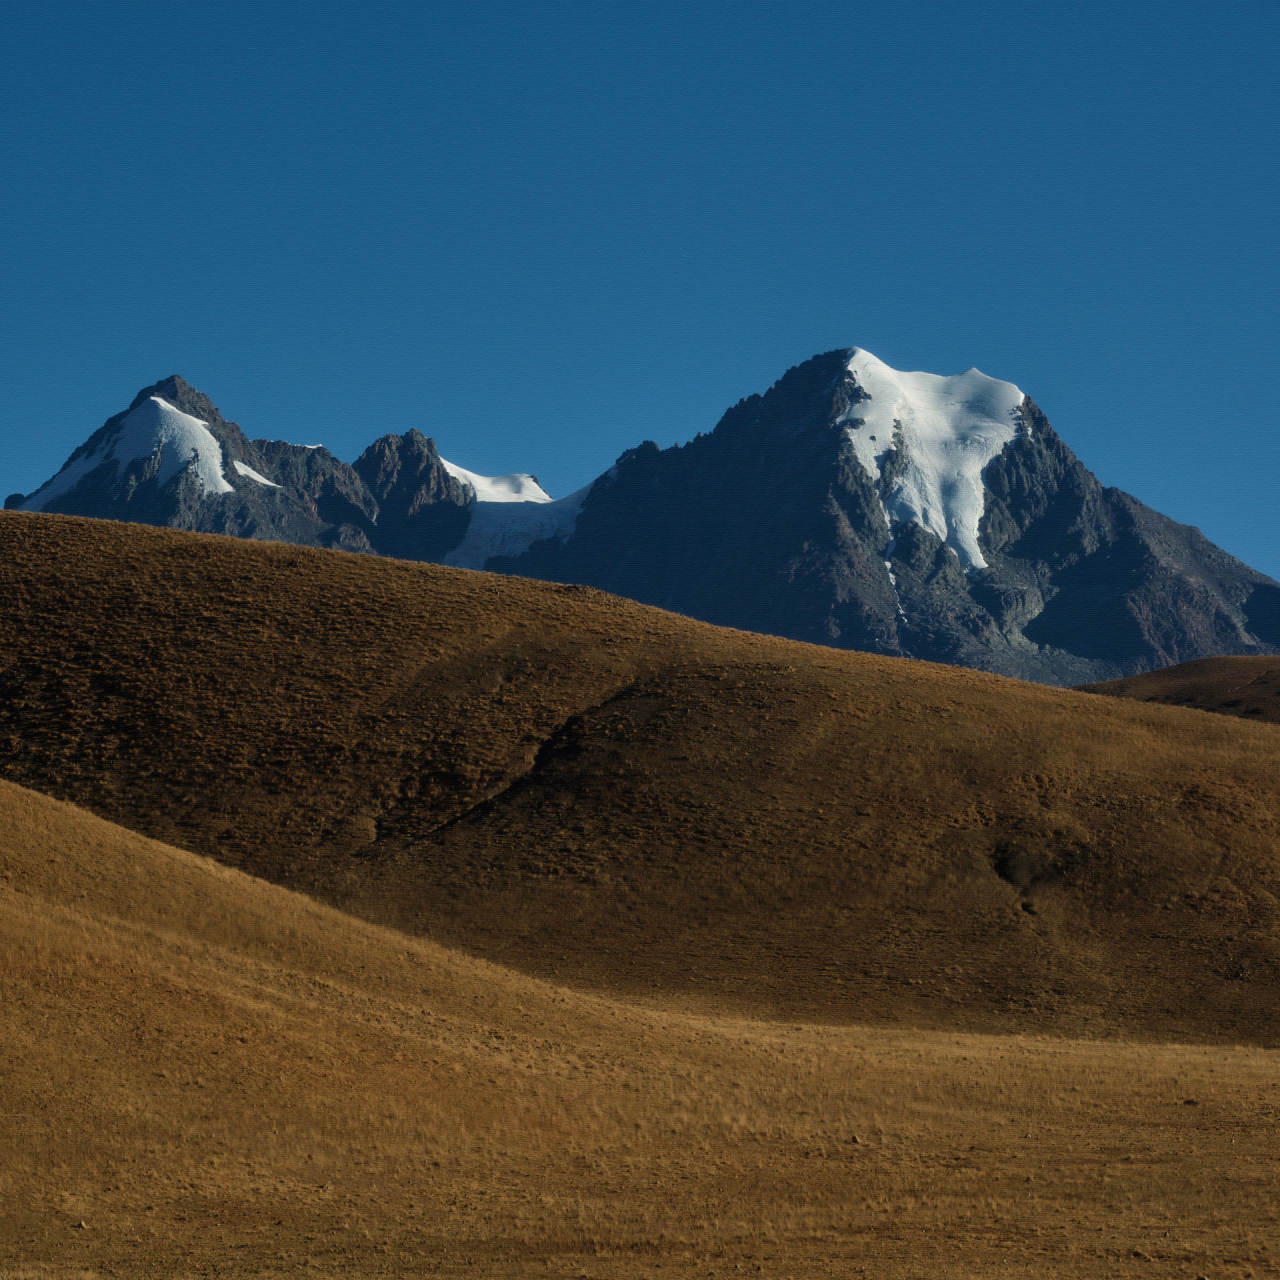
[439, 454, 589, 571]
[22, 396, 233, 511]
[839, 349, 1025, 571]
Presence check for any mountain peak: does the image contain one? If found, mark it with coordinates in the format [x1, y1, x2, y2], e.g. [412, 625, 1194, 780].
[128, 374, 189, 407]
[20, 393, 233, 513]
[126, 375, 222, 426]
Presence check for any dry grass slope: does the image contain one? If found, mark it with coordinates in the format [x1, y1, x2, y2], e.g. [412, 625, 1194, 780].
[2, 511, 1280, 1044]
[3, 779, 1279, 1279]
[1080, 655, 1280, 725]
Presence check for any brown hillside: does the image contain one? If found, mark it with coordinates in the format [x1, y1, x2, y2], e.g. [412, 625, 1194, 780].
[4, 778, 1278, 1279]
[1079, 655, 1280, 725]
[2, 510, 1280, 1044]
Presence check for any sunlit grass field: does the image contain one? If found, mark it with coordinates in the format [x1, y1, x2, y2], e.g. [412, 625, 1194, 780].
[4, 780, 1278, 1278]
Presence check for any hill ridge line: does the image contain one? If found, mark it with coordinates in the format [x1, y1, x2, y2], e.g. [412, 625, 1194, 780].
[1, 511, 1278, 1045]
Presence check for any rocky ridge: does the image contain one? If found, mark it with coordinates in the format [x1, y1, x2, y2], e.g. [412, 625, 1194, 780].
[8, 375, 472, 559]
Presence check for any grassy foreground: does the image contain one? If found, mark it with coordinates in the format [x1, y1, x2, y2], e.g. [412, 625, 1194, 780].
[4, 778, 1278, 1279]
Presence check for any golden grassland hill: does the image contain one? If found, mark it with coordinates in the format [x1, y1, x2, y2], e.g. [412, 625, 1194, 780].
[1079, 655, 1280, 725]
[3, 778, 1279, 1279]
[2, 510, 1280, 1044]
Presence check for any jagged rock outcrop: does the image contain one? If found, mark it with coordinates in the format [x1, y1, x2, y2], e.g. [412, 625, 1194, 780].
[351, 430, 472, 562]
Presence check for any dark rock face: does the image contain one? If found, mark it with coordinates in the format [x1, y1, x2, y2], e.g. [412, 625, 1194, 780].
[489, 351, 904, 655]
[970, 396, 1273, 680]
[351, 429, 472, 562]
[492, 352, 1279, 685]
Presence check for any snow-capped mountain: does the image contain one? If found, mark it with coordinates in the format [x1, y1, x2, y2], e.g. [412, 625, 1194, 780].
[8, 354, 1279, 684]
[24, 395, 236, 508]
[489, 348, 1280, 683]
[9, 377, 381, 552]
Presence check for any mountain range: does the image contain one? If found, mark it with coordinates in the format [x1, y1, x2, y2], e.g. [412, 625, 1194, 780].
[10, 350, 1278, 684]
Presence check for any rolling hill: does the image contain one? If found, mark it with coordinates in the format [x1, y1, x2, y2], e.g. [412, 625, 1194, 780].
[1079, 655, 1280, 725]
[4, 776, 1277, 1278]
[2, 509, 1279, 1046]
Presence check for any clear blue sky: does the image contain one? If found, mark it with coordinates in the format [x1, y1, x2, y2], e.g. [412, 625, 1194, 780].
[3, 2, 1278, 575]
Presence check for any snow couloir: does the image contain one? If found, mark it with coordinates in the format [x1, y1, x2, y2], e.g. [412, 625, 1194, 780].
[839, 349, 1025, 572]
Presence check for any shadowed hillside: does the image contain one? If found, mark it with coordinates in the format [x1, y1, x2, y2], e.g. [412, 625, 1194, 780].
[2, 510, 1280, 1044]
[1079, 655, 1280, 725]
[4, 778, 1278, 1279]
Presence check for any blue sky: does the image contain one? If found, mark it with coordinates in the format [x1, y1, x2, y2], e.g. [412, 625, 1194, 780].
[3, 2, 1278, 575]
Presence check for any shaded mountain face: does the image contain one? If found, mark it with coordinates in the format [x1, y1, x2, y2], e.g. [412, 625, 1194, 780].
[492, 350, 1280, 684]
[351, 428, 473, 562]
[10, 354, 1278, 684]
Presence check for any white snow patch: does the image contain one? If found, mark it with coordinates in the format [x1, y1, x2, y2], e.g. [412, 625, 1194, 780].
[438, 454, 585, 571]
[232, 459, 281, 488]
[839, 349, 1024, 571]
[443, 483, 591, 571]
[440, 457, 554, 503]
[22, 396, 233, 510]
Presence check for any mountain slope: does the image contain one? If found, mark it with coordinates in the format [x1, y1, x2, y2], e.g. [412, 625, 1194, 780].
[2, 512, 1279, 1044]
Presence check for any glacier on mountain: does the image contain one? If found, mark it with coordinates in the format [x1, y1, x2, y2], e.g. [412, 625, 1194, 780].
[442, 484, 591, 571]
[840, 349, 1024, 571]
[22, 396, 233, 511]
[435, 455, 588, 569]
